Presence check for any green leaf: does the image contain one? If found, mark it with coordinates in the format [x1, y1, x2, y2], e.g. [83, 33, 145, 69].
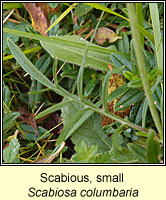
[107, 83, 129, 102]
[102, 67, 125, 111]
[3, 112, 20, 131]
[3, 85, 10, 106]
[146, 129, 160, 163]
[7, 38, 71, 98]
[111, 133, 123, 151]
[110, 53, 132, 71]
[35, 100, 72, 120]
[56, 98, 97, 145]
[84, 78, 96, 97]
[118, 32, 129, 54]
[41, 36, 112, 71]
[129, 100, 144, 125]
[127, 143, 148, 163]
[83, 3, 154, 43]
[19, 124, 50, 141]
[110, 147, 138, 163]
[61, 68, 79, 80]
[130, 40, 139, 74]
[149, 3, 163, 70]
[72, 142, 116, 163]
[48, 15, 59, 36]
[92, 151, 114, 163]
[61, 100, 111, 154]
[3, 138, 20, 163]
[3, 21, 20, 51]
[74, 4, 93, 16]
[123, 71, 135, 80]
[83, 3, 128, 21]
[29, 80, 43, 111]
[115, 88, 144, 111]
[116, 20, 129, 34]
[127, 78, 143, 88]
[142, 76, 162, 127]
[71, 141, 98, 163]
[4, 28, 129, 71]
[149, 68, 160, 82]
[7, 37, 137, 135]
[3, 46, 42, 61]
[45, 3, 78, 33]
[29, 54, 52, 110]
[153, 85, 162, 111]
[3, 3, 23, 9]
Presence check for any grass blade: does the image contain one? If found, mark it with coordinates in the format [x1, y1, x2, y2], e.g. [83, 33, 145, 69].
[3, 46, 42, 61]
[83, 3, 128, 21]
[45, 3, 78, 33]
[35, 100, 72, 120]
[149, 3, 163, 70]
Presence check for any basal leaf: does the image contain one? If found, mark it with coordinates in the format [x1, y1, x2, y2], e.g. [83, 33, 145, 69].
[3, 138, 20, 163]
[41, 36, 111, 71]
[3, 85, 11, 106]
[4, 28, 129, 71]
[61, 99, 112, 153]
[127, 143, 148, 163]
[92, 151, 114, 163]
[7, 38, 70, 98]
[110, 147, 138, 163]
[146, 129, 160, 163]
[3, 112, 20, 131]
[71, 141, 98, 163]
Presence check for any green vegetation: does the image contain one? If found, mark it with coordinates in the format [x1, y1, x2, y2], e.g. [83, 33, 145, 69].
[3, 3, 163, 163]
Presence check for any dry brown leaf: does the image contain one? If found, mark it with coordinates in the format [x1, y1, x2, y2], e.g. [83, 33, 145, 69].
[95, 27, 122, 45]
[23, 3, 49, 35]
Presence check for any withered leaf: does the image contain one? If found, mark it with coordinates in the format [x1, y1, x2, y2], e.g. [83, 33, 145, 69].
[95, 27, 122, 45]
[23, 3, 49, 35]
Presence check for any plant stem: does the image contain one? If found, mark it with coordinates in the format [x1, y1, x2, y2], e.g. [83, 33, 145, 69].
[136, 3, 144, 47]
[55, 85, 148, 134]
[127, 3, 163, 138]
